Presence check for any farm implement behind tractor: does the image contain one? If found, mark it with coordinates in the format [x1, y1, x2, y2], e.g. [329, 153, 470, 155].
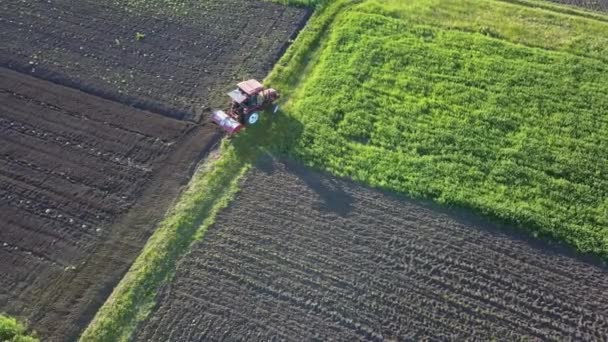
[211, 79, 279, 135]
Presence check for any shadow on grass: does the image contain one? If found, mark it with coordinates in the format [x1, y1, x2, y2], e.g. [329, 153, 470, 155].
[234, 108, 354, 217]
[239, 110, 608, 267]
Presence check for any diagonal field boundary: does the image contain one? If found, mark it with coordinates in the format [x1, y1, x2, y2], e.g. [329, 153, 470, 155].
[78, 2, 346, 339]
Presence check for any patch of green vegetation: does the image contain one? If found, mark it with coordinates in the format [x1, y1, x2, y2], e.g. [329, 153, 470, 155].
[499, 0, 608, 21]
[272, 0, 608, 257]
[358, 0, 608, 61]
[268, 0, 357, 97]
[0, 314, 38, 342]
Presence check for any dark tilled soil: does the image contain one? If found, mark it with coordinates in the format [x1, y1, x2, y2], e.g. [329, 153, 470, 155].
[548, 0, 608, 12]
[0, 0, 309, 121]
[0, 0, 309, 339]
[0, 68, 219, 341]
[135, 157, 608, 341]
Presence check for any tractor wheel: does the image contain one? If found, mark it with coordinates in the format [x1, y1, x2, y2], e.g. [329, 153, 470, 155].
[244, 112, 260, 125]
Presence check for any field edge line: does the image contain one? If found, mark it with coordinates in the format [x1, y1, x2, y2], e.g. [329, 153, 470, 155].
[78, 141, 250, 342]
[265, 0, 359, 97]
[79, 2, 355, 339]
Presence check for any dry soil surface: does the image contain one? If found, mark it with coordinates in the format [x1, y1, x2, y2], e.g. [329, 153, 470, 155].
[135, 157, 608, 341]
[0, 0, 310, 121]
[0, 67, 221, 341]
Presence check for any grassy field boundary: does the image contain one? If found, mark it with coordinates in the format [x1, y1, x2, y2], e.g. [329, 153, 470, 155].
[78, 2, 345, 339]
[267, 0, 354, 96]
[0, 314, 38, 342]
[79, 141, 251, 341]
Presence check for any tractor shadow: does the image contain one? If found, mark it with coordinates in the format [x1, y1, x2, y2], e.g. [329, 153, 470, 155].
[247, 110, 354, 217]
[285, 159, 354, 217]
[257, 153, 354, 217]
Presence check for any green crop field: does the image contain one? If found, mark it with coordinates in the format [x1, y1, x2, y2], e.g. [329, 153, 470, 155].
[268, 0, 608, 257]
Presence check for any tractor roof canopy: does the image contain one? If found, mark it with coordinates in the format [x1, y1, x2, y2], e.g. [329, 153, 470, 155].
[228, 89, 248, 104]
[238, 79, 264, 96]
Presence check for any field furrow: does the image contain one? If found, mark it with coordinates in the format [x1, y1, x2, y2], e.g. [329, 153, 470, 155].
[135, 158, 608, 341]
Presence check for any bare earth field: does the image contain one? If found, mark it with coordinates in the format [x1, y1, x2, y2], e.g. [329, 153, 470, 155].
[0, 0, 309, 339]
[548, 0, 608, 12]
[135, 158, 608, 341]
[0, 0, 309, 121]
[0, 67, 219, 340]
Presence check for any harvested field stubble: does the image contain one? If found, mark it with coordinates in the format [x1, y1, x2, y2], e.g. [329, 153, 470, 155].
[134, 158, 608, 340]
[0, 0, 310, 121]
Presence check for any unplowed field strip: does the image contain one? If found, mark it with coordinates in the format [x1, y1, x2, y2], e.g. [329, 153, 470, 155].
[0, 0, 310, 121]
[0, 67, 217, 340]
[135, 158, 608, 341]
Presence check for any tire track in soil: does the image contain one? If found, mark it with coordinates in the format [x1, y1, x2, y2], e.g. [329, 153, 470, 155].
[135, 158, 608, 341]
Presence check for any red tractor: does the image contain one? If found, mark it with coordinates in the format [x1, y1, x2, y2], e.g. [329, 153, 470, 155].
[211, 79, 279, 135]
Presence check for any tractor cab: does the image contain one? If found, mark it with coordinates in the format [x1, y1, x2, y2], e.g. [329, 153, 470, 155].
[211, 79, 279, 135]
[231, 79, 277, 112]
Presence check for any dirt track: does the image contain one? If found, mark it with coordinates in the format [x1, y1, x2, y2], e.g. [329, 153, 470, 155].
[0, 0, 309, 121]
[135, 157, 608, 341]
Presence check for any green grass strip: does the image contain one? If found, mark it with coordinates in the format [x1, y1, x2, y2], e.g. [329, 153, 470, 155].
[497, 0, 608, 21]
[0, 314, 38, 342]
[358, 0, 608, 62]
[267, 0, 359, 96]
[79, 140, 252, 341]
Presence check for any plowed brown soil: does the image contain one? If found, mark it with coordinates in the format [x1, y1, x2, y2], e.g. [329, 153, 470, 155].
[0, 0, 309, 339]
[0, 0, 309, 121]
[0, 67, 220, 341]
[135, 158, 608, 341]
